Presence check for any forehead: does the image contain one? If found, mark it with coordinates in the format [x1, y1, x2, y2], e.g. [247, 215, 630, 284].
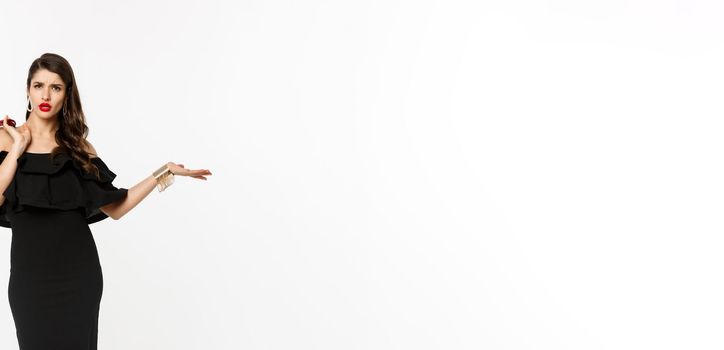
[31, 69, 64, 84]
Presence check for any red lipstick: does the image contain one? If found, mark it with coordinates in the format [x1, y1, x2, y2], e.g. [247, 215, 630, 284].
[39, 103, 51, 112]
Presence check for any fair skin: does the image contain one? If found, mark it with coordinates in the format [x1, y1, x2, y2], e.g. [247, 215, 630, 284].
[0, 68, 212, 220]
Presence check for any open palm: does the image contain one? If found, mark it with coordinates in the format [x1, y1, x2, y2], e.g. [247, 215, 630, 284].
[167, 162, 212, 180]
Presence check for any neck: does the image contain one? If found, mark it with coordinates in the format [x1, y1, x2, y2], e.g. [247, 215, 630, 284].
[26, 114, 59, 140]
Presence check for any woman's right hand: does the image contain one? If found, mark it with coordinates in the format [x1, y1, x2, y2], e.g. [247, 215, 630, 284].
[2, 115, 31, 154]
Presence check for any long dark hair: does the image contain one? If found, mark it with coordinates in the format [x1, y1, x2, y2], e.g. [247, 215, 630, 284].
[25, 53, 100, 180]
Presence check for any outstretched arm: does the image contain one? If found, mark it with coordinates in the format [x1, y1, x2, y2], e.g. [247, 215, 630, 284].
[86, 143, 212, 220]
[100, 161, 212, 220]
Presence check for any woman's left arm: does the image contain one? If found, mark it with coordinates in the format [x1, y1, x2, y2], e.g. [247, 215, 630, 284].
[100, 161, 212, 220]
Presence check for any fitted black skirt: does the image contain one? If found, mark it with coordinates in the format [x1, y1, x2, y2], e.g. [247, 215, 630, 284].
[7, 206, 103, 349]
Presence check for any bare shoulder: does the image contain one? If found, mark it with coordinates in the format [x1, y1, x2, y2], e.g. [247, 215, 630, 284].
[84, 140, 99, 158]
[0, 130, 12, 153]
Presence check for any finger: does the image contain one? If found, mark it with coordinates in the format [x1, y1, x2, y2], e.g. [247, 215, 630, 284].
[2, 117, 18, 135]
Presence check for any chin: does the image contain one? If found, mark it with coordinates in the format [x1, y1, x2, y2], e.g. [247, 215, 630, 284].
[34, 112, 57, 119]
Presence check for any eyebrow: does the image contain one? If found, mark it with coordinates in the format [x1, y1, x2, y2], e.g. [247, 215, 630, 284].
[32, 82, 65, 87]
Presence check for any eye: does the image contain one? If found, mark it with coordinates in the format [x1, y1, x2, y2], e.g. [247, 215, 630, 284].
[52, 86, 61, 92]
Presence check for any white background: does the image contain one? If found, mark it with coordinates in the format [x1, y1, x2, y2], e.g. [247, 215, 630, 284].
[0, 0, 723, 349]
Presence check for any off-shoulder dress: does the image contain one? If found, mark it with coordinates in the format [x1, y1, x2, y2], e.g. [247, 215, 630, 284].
[0, 150, 128, 349]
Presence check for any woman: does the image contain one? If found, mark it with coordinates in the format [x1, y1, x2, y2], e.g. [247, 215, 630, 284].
[0, 53, 212, 349]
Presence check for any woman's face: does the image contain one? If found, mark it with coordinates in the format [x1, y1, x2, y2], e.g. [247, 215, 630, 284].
[27, 68, 67, 119]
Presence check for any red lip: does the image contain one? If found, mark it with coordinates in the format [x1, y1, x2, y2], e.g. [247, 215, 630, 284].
[39, 103, 51, 108]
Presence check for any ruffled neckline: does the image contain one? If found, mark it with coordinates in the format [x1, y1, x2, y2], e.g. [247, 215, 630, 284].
[0, 150, 116, 182]
[0, 150, 128, 227]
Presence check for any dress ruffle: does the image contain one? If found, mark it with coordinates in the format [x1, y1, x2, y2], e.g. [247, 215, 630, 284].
[0, 150, 128, 228]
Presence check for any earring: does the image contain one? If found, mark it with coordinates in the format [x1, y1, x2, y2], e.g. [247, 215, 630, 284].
[26, 96, 32, 112]
[62, 99, 68, 117]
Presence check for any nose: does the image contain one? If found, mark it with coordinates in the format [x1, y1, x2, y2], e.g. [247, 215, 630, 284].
[41, 87, 50, 101]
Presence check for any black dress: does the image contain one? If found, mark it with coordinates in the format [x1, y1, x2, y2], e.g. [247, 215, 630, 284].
[0, 150, 128, 349]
